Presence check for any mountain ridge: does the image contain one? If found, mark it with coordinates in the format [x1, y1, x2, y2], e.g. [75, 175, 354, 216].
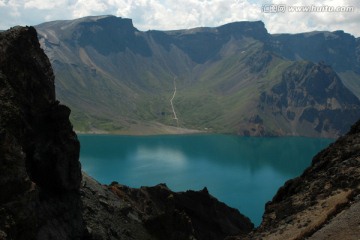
[36, 15, 360, 137]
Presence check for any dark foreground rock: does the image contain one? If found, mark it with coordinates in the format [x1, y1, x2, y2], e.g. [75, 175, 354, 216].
[0, 26, 253, 240]
[81, 174, 253, 240]
[110, 183, 253, 239]
[0, 26, 83, 239]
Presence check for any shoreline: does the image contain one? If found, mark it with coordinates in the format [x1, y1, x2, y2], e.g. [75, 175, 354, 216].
[74, 121, 337, 139]
[75, 122, 207, 136]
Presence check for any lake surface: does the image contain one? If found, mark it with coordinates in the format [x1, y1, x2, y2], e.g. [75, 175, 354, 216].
[79, 134, 333, 226]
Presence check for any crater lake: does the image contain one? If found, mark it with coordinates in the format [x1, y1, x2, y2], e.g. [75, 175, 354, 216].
[79, 134, 333, 226]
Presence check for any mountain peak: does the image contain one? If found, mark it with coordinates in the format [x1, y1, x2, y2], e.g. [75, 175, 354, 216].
[37, 15, 133, 28]
[77, 15, 135, 29]
[76, 14, 117, 21]
[37, 15, 136, 42]
[218, 20, 265, 30]
[217, 20, 268, 40]
[37, 15, 147, 56]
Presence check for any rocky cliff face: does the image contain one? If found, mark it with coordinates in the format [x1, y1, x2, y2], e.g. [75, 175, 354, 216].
[0, 26, 81, 194]
[256, 62, 360, 137]
[0, 26, 83, 239]
[0, 26, 253, 240]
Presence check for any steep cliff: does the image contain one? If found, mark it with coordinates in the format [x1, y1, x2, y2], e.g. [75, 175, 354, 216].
[0, 25, 81, 194]
[0, 26, 253, 240]
[256, 62, 360, 137]
[0, 26, 83, 239]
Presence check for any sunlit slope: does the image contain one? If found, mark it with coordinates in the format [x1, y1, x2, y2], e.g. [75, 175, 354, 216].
[36, 16, 360, 137]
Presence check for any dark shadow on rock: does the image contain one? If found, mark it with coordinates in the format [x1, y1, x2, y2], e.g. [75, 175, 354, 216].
[0, 26, 84, 239]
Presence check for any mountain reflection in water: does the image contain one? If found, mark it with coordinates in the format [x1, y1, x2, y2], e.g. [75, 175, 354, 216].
[79, 134, 333, 226]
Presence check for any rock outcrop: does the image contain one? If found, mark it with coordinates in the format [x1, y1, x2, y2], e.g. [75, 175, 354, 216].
[80, 175, 253, 240]
[0, 26, 253, 240]
[0, 26, 83, 240]
[258, 62, 360, 137]
[0, 25, 82, 193]
[110, 183, 253, 240]
[238, 119, 360, 239]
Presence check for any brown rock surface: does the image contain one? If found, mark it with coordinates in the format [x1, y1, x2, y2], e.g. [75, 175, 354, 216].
[307, 197, 360, 240]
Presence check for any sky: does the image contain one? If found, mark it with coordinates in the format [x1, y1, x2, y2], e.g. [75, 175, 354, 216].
[0, 0, 359, 37]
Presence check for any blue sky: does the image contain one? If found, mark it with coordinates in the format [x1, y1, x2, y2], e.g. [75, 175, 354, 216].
[0, 0, 359, 36]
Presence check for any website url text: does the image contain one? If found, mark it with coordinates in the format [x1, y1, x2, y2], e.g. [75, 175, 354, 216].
[262, 4, 355, 13]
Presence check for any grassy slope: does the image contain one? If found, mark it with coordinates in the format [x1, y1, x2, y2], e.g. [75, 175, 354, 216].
[52, 37, 298, 135]
[38, 18, 360, 136]
[171, 41, 295, 134]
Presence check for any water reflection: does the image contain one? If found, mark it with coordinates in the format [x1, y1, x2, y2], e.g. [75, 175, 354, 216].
[134, 146, 187, 168]
[79, 134, 333, 226]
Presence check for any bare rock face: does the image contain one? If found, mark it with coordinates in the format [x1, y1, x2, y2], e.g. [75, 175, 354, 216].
[26, 102, 81, 192]
[0, 26, 81, 193]
[79, 173, 255, 240]
[0, 26, 82, 239]
[258, 62, 360, 137]
[108, 183, 253, 240]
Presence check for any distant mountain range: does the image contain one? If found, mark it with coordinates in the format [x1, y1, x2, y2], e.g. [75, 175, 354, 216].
[35, 15, 360, 137]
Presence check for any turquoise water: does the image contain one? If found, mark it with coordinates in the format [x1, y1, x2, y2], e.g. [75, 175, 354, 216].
[79, 134, 333, 226]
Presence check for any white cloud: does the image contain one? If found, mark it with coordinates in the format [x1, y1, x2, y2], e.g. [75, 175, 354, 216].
[263, 0, 360, 36]
[24, 0, 65, 10]
[0, 0, 359, 37]
[71, 0, 110, 18]
[112, 0, 262, 30]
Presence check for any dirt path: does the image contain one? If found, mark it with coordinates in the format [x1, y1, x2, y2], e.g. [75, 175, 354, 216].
[170, 77, 179, 126]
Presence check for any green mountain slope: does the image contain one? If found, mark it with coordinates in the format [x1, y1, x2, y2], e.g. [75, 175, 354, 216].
[35, 15, 360, 137]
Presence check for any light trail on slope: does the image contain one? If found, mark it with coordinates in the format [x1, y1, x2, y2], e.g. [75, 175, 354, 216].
[170, 77, 179, 127]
